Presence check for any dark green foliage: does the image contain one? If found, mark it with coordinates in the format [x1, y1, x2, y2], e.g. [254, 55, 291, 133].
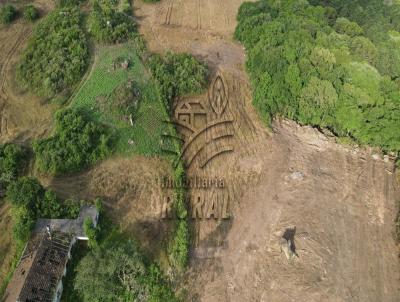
[0, 4, 17, 24]
[17, 7, 88, 97]
[73, 232, 180, 302]
[7, 177, 44, 209]
[235, 0, 400, 153]
[168, 219, 189, 270]
[6, 177, 80, 242]
[33, 108, 112, 175]
[55, 0, 83, 7]
[22, 5, 39, 21]
[148, 53, 208, 110]
[88, 1, 136, 43]
[83, 217, 98, 248]
[0, 144, 26, 190]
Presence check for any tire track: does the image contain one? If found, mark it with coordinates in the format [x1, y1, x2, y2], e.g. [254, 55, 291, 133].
[197, 0, 201, 30]
[0, 27, 32, 136]
[164, 0, 173, 25]
[0, 28, 31, 99]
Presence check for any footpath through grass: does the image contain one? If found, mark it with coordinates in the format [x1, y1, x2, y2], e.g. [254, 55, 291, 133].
[69, 42, 175, 157]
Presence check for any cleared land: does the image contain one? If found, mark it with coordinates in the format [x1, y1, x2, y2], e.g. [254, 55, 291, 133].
[134, 0, 400, 301]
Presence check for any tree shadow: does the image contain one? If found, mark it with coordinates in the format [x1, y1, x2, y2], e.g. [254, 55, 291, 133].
[282, 226, 299, 258]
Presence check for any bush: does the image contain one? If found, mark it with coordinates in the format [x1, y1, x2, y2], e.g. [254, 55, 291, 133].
[88, 1, 136, 43]
[33, 108, 112, 175]
[148, 52, 208, 110]
[0, 4, 17, 24]
[74, 235, 179, 302]
[0, 144, 26, 190]
[22, 5, 39, 21]
[168, 219, 189, 270]
[17, 7, 88, 97]
[106, 79, 139, 120]
[83, 217, 98, 248]
[55, 0, 83, 7]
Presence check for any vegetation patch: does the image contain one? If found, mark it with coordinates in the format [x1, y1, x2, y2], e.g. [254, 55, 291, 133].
[0, 144, 27, 193]
[148, 52, 208, 111]
[33, 108, 111, 175]
[17, 7, 89, 97]
[70, 43, 175, 156]
[22, 5, 39, 22]
[88, 0, 136, 44]
[235, 0, 400, 154]
[0, 4, 17, 24]
[62, 214, 181, 302]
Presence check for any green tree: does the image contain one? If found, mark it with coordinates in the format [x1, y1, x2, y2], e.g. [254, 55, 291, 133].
[0, 4, 17, 24]
[334, 17, 364, 37]
[22, 5, 39, 21]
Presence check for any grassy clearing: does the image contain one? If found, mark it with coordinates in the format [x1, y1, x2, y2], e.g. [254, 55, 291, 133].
[69, 42, 175, 157]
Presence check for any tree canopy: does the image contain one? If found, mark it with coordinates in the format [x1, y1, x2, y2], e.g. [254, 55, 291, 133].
[33, 108, 112, 175]
[17, 7, 88, 97]
[235, 0, 400, 153]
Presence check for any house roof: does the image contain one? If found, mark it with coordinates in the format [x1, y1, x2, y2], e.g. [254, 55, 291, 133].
[4, 206, 99, 302]
[17, 232, 73, 302]
[34, 205, 99, 239]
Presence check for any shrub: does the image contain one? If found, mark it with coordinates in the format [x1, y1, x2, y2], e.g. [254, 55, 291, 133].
[106, 79, 140, 120]
[0, 144, 26, 190]
[7, 176, 83, 242]
[33, 108, 112, 175]
[148, 53, 208, 110]
[0, 4, 17, 24]
[88, 1, 136, 43]
[168, 219, 189, 270]
[22, 5, 39, 21]
[17, 7, 88, 97]
[83, 217, 98, 248]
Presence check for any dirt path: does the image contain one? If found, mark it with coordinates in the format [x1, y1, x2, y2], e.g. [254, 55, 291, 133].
[135, 1, 400, 301]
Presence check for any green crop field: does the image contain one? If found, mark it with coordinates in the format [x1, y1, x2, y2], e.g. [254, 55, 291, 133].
[70, 43, 177, 157]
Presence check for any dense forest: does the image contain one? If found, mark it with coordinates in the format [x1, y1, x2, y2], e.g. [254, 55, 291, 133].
[235, 0, 400, 153]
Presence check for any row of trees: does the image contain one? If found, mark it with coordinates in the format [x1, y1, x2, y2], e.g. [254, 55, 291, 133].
[235, 0, 400, 153]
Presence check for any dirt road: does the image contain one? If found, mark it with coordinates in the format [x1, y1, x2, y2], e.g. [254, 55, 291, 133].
[135, 1, 400, 301]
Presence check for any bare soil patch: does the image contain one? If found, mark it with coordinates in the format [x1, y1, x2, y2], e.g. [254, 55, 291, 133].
[135, 1, 400, 301]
